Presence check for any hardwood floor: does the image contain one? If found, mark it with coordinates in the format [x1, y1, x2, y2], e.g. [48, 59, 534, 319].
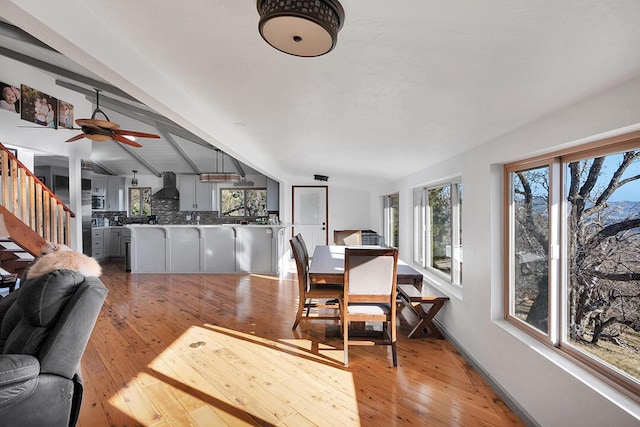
[77, 262, 524, 427]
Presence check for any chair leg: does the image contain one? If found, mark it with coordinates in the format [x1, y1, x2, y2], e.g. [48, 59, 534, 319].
[292, 296, 306, 330]
[391, 341, 397, 367]
[343, 318, 349, 366]
[340, 304, 349, 366]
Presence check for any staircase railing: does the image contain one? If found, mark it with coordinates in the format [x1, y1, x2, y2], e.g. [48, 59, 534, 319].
[0, 143, 75, 248]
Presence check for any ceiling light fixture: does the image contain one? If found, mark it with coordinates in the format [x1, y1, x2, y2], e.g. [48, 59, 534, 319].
[200, 149, 241, 182]
[256, 0, 345, 57]
[131, 170, 138, 186]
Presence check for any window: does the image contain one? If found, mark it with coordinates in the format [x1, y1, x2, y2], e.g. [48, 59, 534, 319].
[129, 187, 151, 216]
[413, 181, 462, 285]
[220, 188, 267, 217]
[383, 193, 399, 247]
[505, 134, 640, 395]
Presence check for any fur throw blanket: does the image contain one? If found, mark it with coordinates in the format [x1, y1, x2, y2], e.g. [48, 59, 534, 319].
[26, 243, 102, 279]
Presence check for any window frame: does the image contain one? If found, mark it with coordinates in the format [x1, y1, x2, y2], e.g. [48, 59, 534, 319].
[504, 131, 640, 398]
[383, 193, 399, 248]
[413, 179, 463, 286]
[219, 187, 267, 218]
[128, 186, 152, 217]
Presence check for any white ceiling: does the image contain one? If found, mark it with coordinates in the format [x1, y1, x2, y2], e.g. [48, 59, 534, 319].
[2, 0, 640, 188]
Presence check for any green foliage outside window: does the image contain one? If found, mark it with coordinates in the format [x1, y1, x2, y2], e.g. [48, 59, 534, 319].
[221, 188, 267, 217]
[129, 187, 152, 216]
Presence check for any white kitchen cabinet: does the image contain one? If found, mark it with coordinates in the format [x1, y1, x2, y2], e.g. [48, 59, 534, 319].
[93, 176, 106, 196]
[92, 229, 105, 260]
[178, 176, 213, 211]
[106, 227, 129, 257]
[106, 176, 125, 210]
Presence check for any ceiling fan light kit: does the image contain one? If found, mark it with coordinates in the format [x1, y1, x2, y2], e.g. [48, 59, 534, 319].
[256, 0, 345, 57]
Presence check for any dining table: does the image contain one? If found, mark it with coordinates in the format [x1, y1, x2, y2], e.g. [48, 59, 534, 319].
[308, 245, 423, 288]
[309, 245, 450, 339]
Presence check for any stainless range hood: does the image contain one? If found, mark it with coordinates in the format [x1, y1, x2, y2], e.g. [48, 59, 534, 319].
[153, 171, 179, 199]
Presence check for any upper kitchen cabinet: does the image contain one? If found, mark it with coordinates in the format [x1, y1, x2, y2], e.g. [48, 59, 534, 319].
[178, 176, 214, 212]
[93, 174, 125, 211]
[93, 176, 107, 196]
[106, 176, 125, 211]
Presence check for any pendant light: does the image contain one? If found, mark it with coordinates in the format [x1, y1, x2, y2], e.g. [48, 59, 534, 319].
[131, 170, 138, 186]
[200, 149, 241, 182]
[256, 0, 345, 57]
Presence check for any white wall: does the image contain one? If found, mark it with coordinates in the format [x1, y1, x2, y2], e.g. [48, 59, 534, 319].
[371, 75, 640, 425]
[0, 55, 92, 250]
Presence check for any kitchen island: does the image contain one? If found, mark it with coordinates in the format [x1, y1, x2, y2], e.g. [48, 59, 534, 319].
[128, 224, 289, 274]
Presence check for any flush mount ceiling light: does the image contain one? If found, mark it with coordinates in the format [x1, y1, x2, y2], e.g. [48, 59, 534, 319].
[256, 0, 345, 57]
[200, 149, 241, 182]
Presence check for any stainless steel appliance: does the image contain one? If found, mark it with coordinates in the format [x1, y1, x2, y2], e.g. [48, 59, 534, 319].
[91, 195, 105, 210]
[81, 170, 93, 256]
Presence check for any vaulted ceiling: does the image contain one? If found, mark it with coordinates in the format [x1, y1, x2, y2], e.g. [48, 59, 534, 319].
[2, 1, 640, 188]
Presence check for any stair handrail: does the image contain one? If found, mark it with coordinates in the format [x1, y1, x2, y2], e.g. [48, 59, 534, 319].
[0, 143, 76, 247]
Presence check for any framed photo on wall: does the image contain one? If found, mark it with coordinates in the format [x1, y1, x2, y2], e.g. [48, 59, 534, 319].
[20, 84, 57, 129]
[58, 100, 74, 129]
[0, 82, 20, 114]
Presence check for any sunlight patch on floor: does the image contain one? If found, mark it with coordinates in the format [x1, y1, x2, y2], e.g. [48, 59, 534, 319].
[110, 324, 360, 426]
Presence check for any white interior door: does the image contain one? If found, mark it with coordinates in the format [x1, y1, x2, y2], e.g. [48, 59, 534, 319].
[292, 186, 328, 249]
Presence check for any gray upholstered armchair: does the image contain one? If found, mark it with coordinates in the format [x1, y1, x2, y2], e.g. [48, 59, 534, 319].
[0, 269, 107, 427]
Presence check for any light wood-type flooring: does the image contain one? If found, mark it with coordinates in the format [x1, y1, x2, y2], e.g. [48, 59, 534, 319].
[77, 262, 524, 427]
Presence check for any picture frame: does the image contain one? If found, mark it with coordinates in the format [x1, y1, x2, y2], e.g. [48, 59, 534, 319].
[58, 100, 74, 129]
[0, 82, 20, 114]
[20, 84, 57, 129]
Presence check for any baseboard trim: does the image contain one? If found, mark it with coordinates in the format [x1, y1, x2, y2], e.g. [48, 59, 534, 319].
[434, 319, 540, 427]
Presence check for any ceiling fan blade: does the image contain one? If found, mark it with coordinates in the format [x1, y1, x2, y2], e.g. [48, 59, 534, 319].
[114, 129, 160, 139]
[65, 134, 87, 142]
[114, 133, 143, 148]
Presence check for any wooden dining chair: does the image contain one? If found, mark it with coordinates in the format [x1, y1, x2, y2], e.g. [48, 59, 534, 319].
[293, 233, 310, 266]
[334, 229, 362, 246]
[290, 237, 342, 330]
[342, 247, 398, 366]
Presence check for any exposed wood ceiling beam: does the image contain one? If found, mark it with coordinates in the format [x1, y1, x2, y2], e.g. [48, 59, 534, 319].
[56, 80, 224, 149]
[116, 143, 161, 177]
[0, 21, 55, 51]
[157, 128, 201, 174]
[90, 160, 117, 176]
[0, 46, 138, 102]
[227, 156, 246, 178]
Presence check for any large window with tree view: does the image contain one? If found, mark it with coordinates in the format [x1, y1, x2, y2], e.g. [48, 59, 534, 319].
[505, 136, 640, 395]
[220, 188, 267, 217]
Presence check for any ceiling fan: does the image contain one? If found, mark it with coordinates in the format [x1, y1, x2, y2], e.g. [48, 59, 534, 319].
[65, 89, 160, 148]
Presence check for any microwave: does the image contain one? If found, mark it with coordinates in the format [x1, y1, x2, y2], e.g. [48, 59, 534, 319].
[92, 195, 105, 210]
